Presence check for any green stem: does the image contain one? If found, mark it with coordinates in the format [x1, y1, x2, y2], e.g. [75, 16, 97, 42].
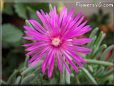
[101, 45, 114, 60]
[86, 59, 113, 66]
[60, 66, 65, 84]
[89, 27, 99, 38]
[21, 74, 35, 84]
[82, 68, 97, 84]
[24, 56, 29, 67]
[7, 69, 18, 84]
[0, 80, 7, 84]
[21, 61, 42, 75]
[60, 57, 66, 84]
[76, 77, 80, 84]
[65, 70, 70, 84]
[103, 69, 114, 77]
[14, 76, 21, 84]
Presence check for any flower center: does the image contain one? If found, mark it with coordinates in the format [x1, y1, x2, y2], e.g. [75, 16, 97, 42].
[52, 38, 61, 47]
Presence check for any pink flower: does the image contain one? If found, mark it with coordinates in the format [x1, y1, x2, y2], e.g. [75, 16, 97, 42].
[23, 6, 92, 78]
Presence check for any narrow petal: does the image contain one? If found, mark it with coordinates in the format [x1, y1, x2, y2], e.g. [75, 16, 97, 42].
[23, 36, 37, 41]
[59, 7, 67, 27]
[66, 25, 91, 38]
[76, 16, 85, 27]
[60, 55, 71, 74]
[24, 26, 49, 41]
[72, 38, 92, 45]
[48, 56, 54, 78]
[26, 43, 48, 51]
[36, 11, 46, 26]
[36, 11, 52, 32]
[42, 49, 54, 74]
[56, 52, 63, 73]
[63, 51, 78, 73]
[68, 46, 92, 54]
[65, 50, 86, 67]
[29, 47, 49, 64]
[29, 19, 46, 34]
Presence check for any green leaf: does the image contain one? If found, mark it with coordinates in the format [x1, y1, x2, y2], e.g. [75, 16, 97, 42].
[65, 70, 70, 84]
[86, 59, 113, 66]
[82, 68, 97, 84]
[94, 44, 107, 59]
[21, 60, 42, 75]
[100, 45, 114, 61]
[93, 66, 105, 77]
[24, 56, 29, 68]
[89, 27, 99, 38]
[49, 78, 57, 85]
[14, 3, 28, 19]
[109, 50, 114, 62]
[86, 36, 97, 58]
[93, 31, 106, 54]
[3, 4, 14, 15]
[0, 80, 7, 85]
[102, 69, 114, 78]
[2, 24, 23, 47]
[14, 76, 21, 84]
[26, 6, 38, 19]
[100, 75, 113, 83]
[76, 77, 80, 84]
[94, 31, 106, 47]
[88, 65, 93, 73]
[60, 65, 65, 84]
[7, 70, 18, 84]
[87, 36, 97, 48]
[36, 3, 49, 12]
[21, 74, 35, 84]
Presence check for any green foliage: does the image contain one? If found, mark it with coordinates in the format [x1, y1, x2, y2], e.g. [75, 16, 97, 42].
[2, 24, 23, 47]
[14, 3, 28, 19]
[2, 3, 50, 83]
[3, 4, 14, 15]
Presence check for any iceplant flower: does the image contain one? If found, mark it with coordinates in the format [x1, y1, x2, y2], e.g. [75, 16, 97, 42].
[23, 6, 92, 78]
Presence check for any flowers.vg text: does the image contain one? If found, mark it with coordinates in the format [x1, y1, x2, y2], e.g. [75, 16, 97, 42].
[76, 2, 113, 8]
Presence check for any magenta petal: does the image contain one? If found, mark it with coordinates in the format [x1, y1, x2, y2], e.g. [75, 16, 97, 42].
[42, 56, 49, 74]
[48, 56, 54, 78]
[68, 46, 92, 54]
[75, 46, 92, 54]
[74, 12, 83, 24]
[75, 16, 85, 27]
[65, 50, 85, 66]
[59, 7, 67, 26]
[56, 53, 63, 73]
[29, 47, 49, 63]
[61, 55, 71, 74]
[26, 43, 47, 51]
[29, 19, 46, 34]
[29, 56, 42, 67]
[63, 51, 78, 73]
[36, 11, 46, 26]
[72, 38, 92, 45]
[41, 49, 54, 73]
